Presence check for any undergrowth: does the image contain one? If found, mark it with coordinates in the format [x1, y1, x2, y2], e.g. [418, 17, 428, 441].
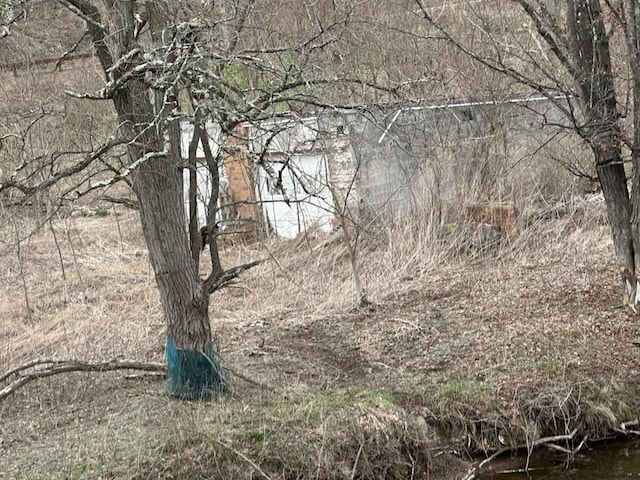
[2, 190, 639, 479]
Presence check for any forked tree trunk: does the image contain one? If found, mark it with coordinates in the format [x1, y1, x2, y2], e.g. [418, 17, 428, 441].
[55, 0, 231, 399]
[113, 81, 227, 399]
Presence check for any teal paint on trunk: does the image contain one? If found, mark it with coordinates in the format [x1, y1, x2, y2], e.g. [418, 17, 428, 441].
[165, 337, 228, 400]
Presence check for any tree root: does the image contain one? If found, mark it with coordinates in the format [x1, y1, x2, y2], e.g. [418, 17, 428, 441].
[0, 358, 166, 402]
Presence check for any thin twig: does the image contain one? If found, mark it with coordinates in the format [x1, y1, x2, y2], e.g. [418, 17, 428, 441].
[206, 349, 274, 391]
[461, 468, 476, 480]
[64, 215, 84, 286]
[49, 218, 66, 281]
[616, 428, 640, 436]
[12, 219, 32, 322]
[213, 439, 273, 480]
[54, 31, 88, 71]
[226, 367, 274, 391]
[112, 206, 124, 253]
[350, 442, 364, 480]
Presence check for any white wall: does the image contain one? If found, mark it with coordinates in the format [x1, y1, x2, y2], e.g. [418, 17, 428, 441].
[257, 153, 335, 238]
[183, 164, 213, 227]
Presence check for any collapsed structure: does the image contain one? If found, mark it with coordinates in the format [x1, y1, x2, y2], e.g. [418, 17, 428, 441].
[181, 95, 575, 240]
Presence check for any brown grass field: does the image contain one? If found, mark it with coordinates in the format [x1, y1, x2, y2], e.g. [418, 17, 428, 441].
[1, 198, 640, 479]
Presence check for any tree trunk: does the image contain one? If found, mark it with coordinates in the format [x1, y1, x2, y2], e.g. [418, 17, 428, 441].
[53, 0, 227, 399]
[188, 123, 202, 264]
[113, 79, 227, 399]
[623, 0, 640, 308]
[201, 126, 224, 281]
[596, 149, 636, 304]
[567, 0, 638, 305]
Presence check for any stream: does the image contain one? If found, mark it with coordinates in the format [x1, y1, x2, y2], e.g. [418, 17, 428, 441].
[480, 440, 640, 479]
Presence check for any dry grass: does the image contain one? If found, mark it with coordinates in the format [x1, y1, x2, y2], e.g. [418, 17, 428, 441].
[1, 195, 640, 479]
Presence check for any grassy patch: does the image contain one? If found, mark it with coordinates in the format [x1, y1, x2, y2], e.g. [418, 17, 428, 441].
[2, 382, 457, 480]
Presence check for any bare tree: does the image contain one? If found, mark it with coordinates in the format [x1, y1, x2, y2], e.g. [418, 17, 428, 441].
[0, 0, 385, 399]
[414, 0, 640, 308]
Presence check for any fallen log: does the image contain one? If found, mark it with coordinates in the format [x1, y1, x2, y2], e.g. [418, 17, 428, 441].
[0, 358, 166, 402]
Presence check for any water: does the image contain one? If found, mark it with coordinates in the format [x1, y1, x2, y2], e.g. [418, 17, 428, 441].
[480, 440, 640, 479]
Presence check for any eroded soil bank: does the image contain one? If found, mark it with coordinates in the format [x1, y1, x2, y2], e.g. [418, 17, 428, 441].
[2, 211, 640, 479]
[479, 439, 640, 479]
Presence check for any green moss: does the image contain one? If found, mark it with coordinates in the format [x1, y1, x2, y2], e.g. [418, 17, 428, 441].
[94, 207, 109, 217]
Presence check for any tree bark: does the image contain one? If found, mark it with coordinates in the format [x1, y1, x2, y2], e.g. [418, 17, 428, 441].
[118, 86, 226, 398]
[57, 0, 238, 398]
[188, 123, 202, 264]
[622, 0, 640, 306]
[202, 127, 224, 281]
[566, 0, 637, 305]
[596, 150, 635, 304]
[105, 1, 226, 399]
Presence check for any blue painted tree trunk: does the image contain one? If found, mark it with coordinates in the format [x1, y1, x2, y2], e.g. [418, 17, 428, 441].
[165, 337, 228, 400]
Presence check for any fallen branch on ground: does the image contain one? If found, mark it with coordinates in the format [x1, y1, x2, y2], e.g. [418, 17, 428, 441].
[615, 418, 640, 436]
[0, 358, 70, 384]
[620, 418, 639, 429]
[1, 356, 273, 401]
[0, 358, 166, 402]
[479, 428, 580, 469]
[462, 428, 584, 480]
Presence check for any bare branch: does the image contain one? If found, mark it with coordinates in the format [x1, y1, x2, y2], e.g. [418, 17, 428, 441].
[205, 258, 267, 294]
[65, 56, 168, 100]
[225, 0, 257, 54]
[471, 428, 582, 476]
[0, 2, 26, 38]
[513, 0, 576, 77]
[0, 136, 127, 197]
[54, 30, 89, 71]
[78, 146, 170, 192]
[414, 0, 570, 96]
[57, 0, 113, 72]
[101, 195, 139, 210]
[0, 358, 166, 402]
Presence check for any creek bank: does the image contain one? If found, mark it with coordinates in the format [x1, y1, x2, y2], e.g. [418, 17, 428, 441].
[414, 384, 640, 480]
[475, 438, 640, 479]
